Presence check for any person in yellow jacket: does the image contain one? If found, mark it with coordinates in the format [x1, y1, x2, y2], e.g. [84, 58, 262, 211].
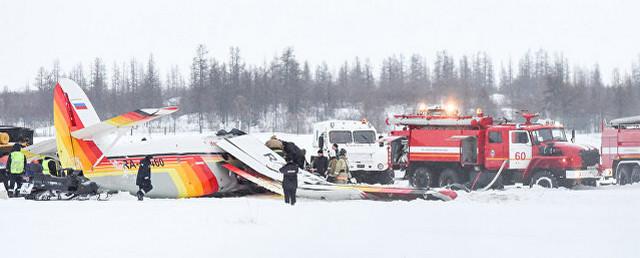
[42, 158, 57, 176]
[327, 156, 338, 182]
[329, 149, 351, 184]
[6, 144, 26, 197]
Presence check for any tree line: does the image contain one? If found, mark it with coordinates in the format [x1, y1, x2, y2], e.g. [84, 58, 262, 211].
[1, 45, 639, 134]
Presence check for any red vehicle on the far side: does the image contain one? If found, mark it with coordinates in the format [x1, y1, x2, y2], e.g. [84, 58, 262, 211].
[601, 116, 640, 185]
[387, 107, 600, 189]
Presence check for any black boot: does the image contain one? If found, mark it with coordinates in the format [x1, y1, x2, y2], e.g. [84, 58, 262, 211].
[137, 191, 144, 201]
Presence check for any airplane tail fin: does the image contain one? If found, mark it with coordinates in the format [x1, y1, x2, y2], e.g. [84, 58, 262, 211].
[53, 79, 103, 169]
[53, 79, 180, 171]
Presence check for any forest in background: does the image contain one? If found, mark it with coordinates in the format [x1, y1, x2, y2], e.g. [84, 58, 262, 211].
[1, 45, 640, 135]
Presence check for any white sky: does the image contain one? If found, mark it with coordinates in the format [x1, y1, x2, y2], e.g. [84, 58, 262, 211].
[0, 0, 639, 89]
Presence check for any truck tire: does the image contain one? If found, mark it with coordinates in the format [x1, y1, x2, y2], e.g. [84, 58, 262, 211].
[631, 166, 640, 183]
[529, 170, 558, 188]
[438, 168, 461, 187]
[378, 170, 394, 185]
[582, 178, 597, 187]
[350, 172, 367, 184]
[409, 167, 432, 189]
[617, 165, 631, 185]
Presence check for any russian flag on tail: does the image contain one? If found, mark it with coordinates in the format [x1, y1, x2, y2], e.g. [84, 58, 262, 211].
[74, 102, 88, 110]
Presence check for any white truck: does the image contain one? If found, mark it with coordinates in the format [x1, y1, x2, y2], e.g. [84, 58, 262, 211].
[311, 120, 394, 184]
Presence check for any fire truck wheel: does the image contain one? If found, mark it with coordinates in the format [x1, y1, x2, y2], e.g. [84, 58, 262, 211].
[529, 170, 558, 188]
[410, 167, 432, 188]
[631, 166, 640, 183]
[581, 178, 597, 187]
[438, 168, 461, 187]
[617, 165, 631, 185]
[378, 170, 394, 185]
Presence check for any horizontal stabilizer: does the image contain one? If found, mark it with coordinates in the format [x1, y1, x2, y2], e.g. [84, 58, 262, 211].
[71, 106, 178, 140]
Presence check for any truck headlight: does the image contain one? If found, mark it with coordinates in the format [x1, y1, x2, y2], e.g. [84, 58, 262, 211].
[377, 163, 384, 170]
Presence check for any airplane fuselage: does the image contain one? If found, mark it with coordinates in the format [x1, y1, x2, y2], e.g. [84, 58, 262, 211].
[83, 134, 241, 198]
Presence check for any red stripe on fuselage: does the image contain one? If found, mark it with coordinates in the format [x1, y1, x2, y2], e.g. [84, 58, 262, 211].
[189, 156, 214, 194]
[93, 154, 221, 194]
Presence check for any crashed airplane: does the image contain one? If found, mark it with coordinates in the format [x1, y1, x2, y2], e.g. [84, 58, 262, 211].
[28, 79, 456, 201]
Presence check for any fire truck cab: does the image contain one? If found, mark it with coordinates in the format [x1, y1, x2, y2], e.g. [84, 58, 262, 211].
[601, 115, 640, 185]
[389, 108, 600, 189]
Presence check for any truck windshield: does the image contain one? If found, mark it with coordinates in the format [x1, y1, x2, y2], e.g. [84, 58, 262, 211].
[329, 131, 353, 144]
[531, 128, 567, 144]
[353, 130, 376, 144]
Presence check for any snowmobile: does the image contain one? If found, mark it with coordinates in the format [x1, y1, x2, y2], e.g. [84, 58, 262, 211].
[21, 169, 113, 201]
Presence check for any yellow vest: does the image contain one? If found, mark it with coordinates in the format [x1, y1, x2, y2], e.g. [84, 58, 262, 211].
[9, 151, 25, 174]
[43, 159, 51, 175]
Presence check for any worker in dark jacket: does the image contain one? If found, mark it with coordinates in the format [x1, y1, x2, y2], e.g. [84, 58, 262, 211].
[6, 143, 26, 197]
[311, 149, 329, 177]
[283, 141, 306, 169]
[136, 155, 153, 201]
[0, 167, 8, 192]
[26, 159, 43, 176]
[330, 143, 339, 159]
[279, 156, 299, 205]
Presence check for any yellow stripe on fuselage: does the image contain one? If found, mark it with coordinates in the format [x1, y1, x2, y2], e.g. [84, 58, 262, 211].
[89, 162, 192, 198]
[179, 159, 203, 197]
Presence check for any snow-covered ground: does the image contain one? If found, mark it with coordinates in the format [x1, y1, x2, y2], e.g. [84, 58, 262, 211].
[4, 132, 635, 258]
[2, 185, 639, 258]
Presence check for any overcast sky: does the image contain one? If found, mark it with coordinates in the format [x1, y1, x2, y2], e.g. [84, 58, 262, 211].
[0, 0, 638, 89]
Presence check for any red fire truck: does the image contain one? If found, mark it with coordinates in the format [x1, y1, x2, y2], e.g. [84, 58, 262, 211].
[387, 108, 600, 189]
[601, 116, 640, 185]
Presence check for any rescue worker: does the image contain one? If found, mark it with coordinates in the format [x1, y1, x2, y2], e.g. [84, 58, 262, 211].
[331, 143, 339, 158]
[266, 135, 285, 157]
[327, 155, 338, 182]
[310, 149, 329, 177]
[6, 143, 26, 197]
[42, 157, 57, 177]
[279, 155, 299, 205]
[283, 141, 306, 169]
[26, 159, 43, 176]
[0, 167, 8, 192]
[300, 149, 310, 169]
[333, 149, 350, 184]
[136, 155, 153, 201]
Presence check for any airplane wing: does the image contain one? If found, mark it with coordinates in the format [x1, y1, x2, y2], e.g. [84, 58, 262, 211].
[216, 135, 327, 185]
[23, 138, 58, 159]
[222, 162, 365, 200]
[0, 139, 57, 168]
[71, 106, 178, 140]
[217, 135, 457, 201]
[222, 163, 284, 195]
